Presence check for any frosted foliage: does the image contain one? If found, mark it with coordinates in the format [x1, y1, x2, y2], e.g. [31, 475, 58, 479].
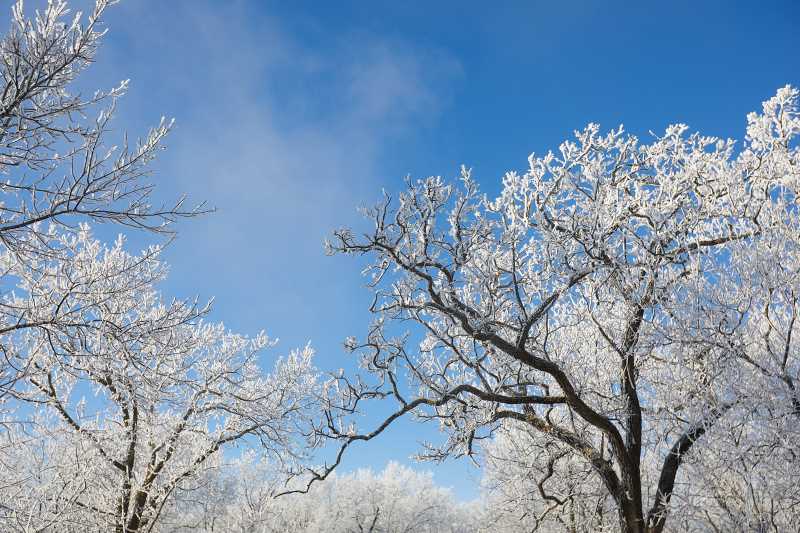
[481, 425, 617, 532]
[0, 3, 323, 532]
[0, 0, 202, 400]
[0, 231, 321, 532]
[324, 87, 800, 532]
[158, 459, 479, 533]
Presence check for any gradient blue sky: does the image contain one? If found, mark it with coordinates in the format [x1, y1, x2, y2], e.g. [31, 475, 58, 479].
[62, 0, 799, 500]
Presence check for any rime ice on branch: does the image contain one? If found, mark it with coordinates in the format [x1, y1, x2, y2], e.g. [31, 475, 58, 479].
[0, 3, 321, 532]
[1, 231, 321, 532]
[0, 0, 207, 399]
[321, 86, 800, 533]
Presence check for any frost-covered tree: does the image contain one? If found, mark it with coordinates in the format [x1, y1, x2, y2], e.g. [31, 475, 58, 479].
[659, 225, 800, 532]
[320, 86, 800, 533]
[0, 0, 202, 398]
[297, 462, 477, 533]
[161, 459, 478, 533]
[0, 3, 322, 531]
[0, 230, 320, 533]
[481, 399, 800, 533]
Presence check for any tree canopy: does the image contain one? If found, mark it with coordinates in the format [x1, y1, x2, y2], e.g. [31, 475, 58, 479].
[319, 85, 800, 532]
[0, 1, 797, 532]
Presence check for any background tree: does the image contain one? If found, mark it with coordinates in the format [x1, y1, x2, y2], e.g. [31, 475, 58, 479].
[318, 86, 800, 532]
[161, 458, 478, 533]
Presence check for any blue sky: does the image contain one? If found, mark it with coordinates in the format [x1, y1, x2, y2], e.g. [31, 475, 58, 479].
[62, 0, 799, 500]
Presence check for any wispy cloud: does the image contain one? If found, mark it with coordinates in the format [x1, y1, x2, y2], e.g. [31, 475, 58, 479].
[85, 1, 460, 346]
